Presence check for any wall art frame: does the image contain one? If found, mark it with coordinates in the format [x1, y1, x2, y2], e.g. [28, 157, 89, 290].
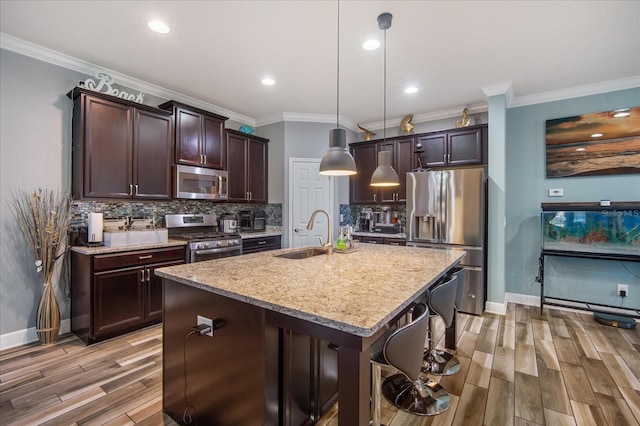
[545, 107, 640, 178]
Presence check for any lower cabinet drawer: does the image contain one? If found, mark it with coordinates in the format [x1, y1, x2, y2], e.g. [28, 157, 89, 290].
[94, 247, 185, 271]
[243, 235, 282, 254]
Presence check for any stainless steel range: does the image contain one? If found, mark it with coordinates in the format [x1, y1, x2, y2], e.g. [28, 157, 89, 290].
[166, 214, 242, 262]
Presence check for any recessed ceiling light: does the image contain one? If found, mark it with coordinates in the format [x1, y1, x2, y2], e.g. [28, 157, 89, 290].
[148, 20, 170, 34]
[591, 133, 603, 138]
[613, 108, 631, 118]
[363, 40, 381, 50]
[404, 87, 418, 94]
[576, 147, 586, 152]
[261, 78, 276, 86]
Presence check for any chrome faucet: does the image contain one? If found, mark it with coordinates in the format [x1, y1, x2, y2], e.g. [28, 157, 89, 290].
[306, 209, 333, 255]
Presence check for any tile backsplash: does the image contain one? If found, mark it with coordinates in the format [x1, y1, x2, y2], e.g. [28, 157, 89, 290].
[71, 200, 282, 228]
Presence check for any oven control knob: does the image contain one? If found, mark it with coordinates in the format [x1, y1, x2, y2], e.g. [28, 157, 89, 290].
[201, 242, 209, 249]
[232, 239, 240, 245]
[216, 241, 223, 247]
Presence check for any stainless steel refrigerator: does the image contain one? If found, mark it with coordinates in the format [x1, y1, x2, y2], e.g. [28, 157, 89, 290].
[406, 167, 487, 315]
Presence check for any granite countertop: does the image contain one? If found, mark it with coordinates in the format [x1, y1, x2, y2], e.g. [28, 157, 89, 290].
[71, 239, 187, 255]
[351, 231, 406, 239]
[156, 244, 463, 337]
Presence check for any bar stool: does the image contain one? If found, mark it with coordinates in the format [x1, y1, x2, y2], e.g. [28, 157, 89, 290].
[422, 274, 461, 376]
[373, 303, 450, 418]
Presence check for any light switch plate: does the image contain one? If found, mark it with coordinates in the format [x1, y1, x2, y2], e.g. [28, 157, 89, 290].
[548, 188, 564, 197]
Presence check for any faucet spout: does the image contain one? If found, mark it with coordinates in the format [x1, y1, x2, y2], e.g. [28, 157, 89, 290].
[306, 209, 333, 255]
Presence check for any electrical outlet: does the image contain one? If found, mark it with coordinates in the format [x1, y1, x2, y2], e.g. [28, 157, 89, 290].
[617, 284, 629, 297]
[197, 315, 213, 337]
[548, 188, 564, 197]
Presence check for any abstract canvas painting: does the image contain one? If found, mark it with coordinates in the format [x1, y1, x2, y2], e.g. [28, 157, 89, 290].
[545, 107, 640, 178]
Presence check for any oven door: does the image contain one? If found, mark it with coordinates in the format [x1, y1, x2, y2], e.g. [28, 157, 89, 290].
[190, 246, 242, 262]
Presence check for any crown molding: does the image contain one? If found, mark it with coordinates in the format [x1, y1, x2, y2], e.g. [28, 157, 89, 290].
[509, 75, 640, 108]
[0, 33, 256, 126]
[482, 82, 514, 107]
[360, 103, 488, 131]
[256, 112, 358, 132]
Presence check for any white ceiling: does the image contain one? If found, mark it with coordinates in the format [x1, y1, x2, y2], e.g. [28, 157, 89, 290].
[1, 1, 639, 128]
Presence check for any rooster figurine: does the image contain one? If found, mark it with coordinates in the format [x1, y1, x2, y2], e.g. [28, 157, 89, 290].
[357, 124, 377, 141]
[400, 114, 415, 134]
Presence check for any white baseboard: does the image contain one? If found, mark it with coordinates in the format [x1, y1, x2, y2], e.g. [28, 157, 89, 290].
[0, 319, 70, 351]
[484, 292, 542, 316]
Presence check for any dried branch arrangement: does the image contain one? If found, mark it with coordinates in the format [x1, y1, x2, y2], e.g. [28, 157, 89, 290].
[9, 188, 72, 285]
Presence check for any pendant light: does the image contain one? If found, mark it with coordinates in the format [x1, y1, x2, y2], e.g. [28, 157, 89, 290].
[319, 0, 357, 176]
[370, 12, 400, 187]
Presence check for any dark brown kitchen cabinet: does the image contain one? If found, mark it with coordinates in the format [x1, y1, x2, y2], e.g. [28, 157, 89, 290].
[349, 143, 378, 204]
[350, 137, 415, 204]
[71, 246, 185, 344]
[226, 129, 269, 203]
[159, 101, 228, 169]
[242, 235, 282, 254]
[70, 88, 172, 200]
[378, 137, 414, 203]
[416, 125, 487, 167]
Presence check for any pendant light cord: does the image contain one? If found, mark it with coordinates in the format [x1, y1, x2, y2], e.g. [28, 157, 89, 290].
[383, 28, 387, 142]
[336, 0, 340, 128]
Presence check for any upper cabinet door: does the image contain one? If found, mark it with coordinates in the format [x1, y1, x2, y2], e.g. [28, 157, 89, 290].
[133, 110, 172, 199]
[174, 108, 202, 166]
[393, 137, 415, 203]
[82, 96, 133, 198]
[447, 127, 483, 165]
[226, 132, 248, 202]
[417, 133, 447, 167]
[349, 143, 378, 204]
[202, 115, 225, 169]
[247, 138, 268, 203]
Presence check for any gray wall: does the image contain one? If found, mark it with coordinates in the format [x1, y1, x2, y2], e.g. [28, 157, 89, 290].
[256, 121, 285, 204]
[505, 88, 640, 306]
[281, 121, 354, 247]
[1, 49, 84, 336]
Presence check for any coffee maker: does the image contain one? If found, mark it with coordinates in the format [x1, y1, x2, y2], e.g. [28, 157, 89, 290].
[359, 210, 374, 232]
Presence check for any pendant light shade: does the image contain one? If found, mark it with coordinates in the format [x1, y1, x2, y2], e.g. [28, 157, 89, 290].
[370, 12, 400, 187]
[319, 0, 357, 176]
[319, 128, 356, 176]
[371, 151, 400, 186]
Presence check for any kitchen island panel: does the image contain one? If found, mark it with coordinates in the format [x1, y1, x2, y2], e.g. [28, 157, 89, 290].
[163, 279, 268, 426]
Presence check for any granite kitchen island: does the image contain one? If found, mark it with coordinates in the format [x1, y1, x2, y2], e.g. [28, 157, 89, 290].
[156, 243, 464, 425]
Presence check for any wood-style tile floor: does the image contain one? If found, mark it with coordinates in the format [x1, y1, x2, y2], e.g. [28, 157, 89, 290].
[1, 303, 639, 425]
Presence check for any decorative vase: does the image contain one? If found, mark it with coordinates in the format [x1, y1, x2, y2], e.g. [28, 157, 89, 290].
[36, 282, 60, 344]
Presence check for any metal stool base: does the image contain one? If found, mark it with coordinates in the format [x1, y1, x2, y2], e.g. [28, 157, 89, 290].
[381, 374, 450, 416]
[422, 349, 461, 376]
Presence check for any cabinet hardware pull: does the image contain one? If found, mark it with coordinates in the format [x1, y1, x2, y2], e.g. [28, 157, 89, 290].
[134, 184, 139, 196]
[146, 269, 150, 281]
[389, 242, 400, 246]
[140, 270, 145, 283]
[448, 154, 451, 163]
[139, 255, 153, 260]
[203, 155, 207, 164]
[250, 192, 253, 200]
[374, 193, 377, 202]
[258, 241, 267, 245]
[443, 154, 446, 163]
[370, 240, 377, 244]
[129, 184, 133, 196]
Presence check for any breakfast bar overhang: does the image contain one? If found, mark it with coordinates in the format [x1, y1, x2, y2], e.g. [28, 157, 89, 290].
[156, 243, 464, 425]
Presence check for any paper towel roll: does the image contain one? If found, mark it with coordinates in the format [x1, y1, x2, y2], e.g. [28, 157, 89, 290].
[88, 213, 103, 243]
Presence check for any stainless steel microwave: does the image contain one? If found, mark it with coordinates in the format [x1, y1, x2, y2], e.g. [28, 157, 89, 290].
[174, 165, 228, 200]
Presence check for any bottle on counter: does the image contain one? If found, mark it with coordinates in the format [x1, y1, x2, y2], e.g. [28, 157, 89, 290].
[336, 227, 347, 250]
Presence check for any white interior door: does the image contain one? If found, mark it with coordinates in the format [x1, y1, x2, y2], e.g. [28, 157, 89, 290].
[289, 159, 333, 248]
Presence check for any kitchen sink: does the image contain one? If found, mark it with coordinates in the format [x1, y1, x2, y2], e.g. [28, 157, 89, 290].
[274, 247, 327, 259]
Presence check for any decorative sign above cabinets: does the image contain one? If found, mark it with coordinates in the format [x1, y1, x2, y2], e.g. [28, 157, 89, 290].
[79, 72, 145, 104]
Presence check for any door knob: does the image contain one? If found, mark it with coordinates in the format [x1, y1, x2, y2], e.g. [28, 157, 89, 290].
[294, 228, 301, 232]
